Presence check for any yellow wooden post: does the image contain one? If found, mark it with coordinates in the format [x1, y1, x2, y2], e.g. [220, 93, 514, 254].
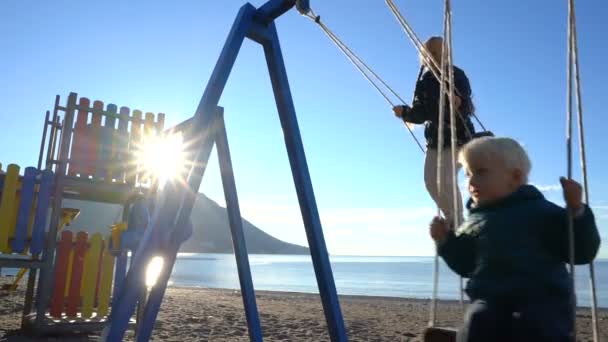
[81, 233, 103, 318]
[97, 235, 116, 318]
[0, 164, 20, 253]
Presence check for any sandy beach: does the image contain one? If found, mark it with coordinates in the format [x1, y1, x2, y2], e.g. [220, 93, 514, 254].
[1, 278, 606, 341]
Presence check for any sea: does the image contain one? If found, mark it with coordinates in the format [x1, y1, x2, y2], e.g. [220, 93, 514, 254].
[2, 254, 606, 308]
[165, 254, 607, 308]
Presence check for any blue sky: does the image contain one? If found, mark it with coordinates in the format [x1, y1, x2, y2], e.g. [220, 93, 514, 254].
[1, 0, 606, 258]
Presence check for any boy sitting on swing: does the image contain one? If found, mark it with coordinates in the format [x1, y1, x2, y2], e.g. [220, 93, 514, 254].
[429, 136, 601, 341]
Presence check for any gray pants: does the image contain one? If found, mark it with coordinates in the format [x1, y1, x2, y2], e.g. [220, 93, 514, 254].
[424, 147, 464, 225]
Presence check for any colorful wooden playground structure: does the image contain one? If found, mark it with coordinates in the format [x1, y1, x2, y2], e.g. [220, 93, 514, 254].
[0, 91, 167, 334]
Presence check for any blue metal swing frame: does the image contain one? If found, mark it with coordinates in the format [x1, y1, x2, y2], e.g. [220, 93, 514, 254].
[102, 1, 348, 341]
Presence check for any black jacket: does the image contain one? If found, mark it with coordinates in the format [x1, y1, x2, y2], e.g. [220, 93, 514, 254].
[401, 66, 475, 149]
[439, 185, 601, 301]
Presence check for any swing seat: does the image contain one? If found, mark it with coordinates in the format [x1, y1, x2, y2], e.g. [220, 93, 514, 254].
[423, 326, 458, 342]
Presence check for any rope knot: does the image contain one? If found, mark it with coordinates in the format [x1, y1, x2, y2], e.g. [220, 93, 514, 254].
[314, 15, 321, 24]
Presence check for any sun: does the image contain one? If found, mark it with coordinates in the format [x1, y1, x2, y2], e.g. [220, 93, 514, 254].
[138, 132, 186, 187]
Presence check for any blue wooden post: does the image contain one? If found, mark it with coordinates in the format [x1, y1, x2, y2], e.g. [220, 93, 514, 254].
[13, 167, 37, 253]
[215, 107, 263, 341]
[113, 252, 128, 295]
[134, 244, 180, 342]
[255, 20, 347, 342]
[134, 208, 193, 342]
[102, 192, 174, 341]
[135, 107, 266, 342]
[30, 169, 54, 255]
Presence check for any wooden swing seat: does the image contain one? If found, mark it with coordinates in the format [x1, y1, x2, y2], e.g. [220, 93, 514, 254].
[423, 326, 458, 342]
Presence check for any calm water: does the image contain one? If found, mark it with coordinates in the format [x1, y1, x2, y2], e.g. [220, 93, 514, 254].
[169, 254, 608, 308]
[2, 254, 606, 307]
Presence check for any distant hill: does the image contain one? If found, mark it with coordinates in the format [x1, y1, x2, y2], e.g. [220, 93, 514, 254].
[63, 193, 309, 255]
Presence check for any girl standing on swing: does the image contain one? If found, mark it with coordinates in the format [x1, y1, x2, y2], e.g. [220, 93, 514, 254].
[393, 36, 476, 226]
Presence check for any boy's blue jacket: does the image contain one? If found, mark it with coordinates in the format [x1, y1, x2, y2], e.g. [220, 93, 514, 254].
[439, 185, 601, 300]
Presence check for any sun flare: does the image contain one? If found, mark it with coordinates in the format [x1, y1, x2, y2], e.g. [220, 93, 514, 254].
[138, 133, 186, 187]
[145, 256, 165, 288]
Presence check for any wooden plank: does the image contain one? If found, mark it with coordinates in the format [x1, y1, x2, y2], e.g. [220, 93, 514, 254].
[12, 167, 37, 253]
[0, 164, 19, 253]
[66, 231, 88, 318]
[97, 237, 115, 318]
[64, 246, 74, 297]
[144, 112, 155, 137]
[81, 233, 103, 318]
[25, 189, 36, 241]
[93, 242, 104, 304]
[127, 110, 143, 185]
[156, 113, 165, 133]
[9, 191, 20, 252]
[22, 268, 38, 320]
[68, 97, 91, 177]
[98, 104, 117, 182]
[22, 316, 135, 334]
[141, 112, 156, 184]
[111, 223, 127, 297]
[0, 258, 44, 269]
[88, 100, 104, 179]
[29, 170, 54, 255]
[49, 231, 73, 318]
[116, 107, 130, 183]
[151, 113, 166, 190]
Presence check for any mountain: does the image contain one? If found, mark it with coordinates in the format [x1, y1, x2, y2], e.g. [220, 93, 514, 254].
[62, 193, 309, 255]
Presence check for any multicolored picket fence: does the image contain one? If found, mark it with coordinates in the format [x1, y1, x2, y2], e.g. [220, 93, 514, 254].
[0, 163, 54, 256]
[49, 231, 121, 320]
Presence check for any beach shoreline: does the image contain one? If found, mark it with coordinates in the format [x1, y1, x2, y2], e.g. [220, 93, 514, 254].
[1, 279, 607, 341]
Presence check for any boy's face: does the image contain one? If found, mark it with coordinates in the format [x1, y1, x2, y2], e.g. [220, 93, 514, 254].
[464, 156, 523, 206]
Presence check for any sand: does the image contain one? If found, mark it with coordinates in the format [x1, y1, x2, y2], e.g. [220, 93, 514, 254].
[1, 277, 606, 341]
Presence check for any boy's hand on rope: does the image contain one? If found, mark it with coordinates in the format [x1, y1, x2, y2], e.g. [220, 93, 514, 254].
[429, 216, 449, 243]
[560, 177, 583, 212]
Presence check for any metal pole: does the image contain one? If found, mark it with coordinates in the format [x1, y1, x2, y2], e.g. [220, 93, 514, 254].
[215, 107, 263, 341]
[46, 96, 61, 169]
[35, 92, 78, 327]
[37, 111, 50, 170]
[260, 21, 347, 342]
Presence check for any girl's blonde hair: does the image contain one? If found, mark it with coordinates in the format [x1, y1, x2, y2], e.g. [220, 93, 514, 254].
[458, 137, 532, 182]
[421, 36, 443, 69]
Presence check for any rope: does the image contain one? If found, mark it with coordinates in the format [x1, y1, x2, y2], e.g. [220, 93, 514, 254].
[445, 2, 459, 251]
[303, 9, 425, 153]
[429, 0, 452, 327]
[566, 0, 578, 340]
[444, 3, 466, 310]
[385, 0, 487, 133]
[568, 1, 599, 340]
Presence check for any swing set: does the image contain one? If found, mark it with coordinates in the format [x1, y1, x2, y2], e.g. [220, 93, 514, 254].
[0, 0, 601, 341]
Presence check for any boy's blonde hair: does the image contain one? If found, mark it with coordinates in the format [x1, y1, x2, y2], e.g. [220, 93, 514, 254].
[459, 137, 532, 183]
